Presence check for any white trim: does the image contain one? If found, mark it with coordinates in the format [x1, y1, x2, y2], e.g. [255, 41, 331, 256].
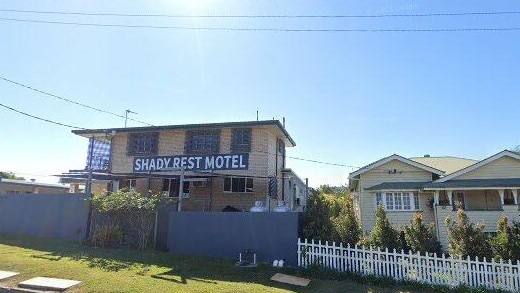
[348, 154, 445, 179]
[435, 150, 520, 182]
[366, 188, 421, 192]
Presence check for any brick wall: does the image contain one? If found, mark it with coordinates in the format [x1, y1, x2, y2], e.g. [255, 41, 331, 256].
[109, 126, 287, 211]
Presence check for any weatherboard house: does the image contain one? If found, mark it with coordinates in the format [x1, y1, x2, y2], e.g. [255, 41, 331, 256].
[65, 120, 307, 212]
[349, 150, 520, 248]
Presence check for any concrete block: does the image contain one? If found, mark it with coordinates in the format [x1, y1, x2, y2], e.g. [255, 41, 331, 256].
[18, 277, 81, 292]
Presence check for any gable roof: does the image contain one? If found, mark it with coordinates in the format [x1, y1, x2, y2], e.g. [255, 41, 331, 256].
[435, 150, 520, 182]
[348, 154, 445, 179]
[410, 156, 478, 175]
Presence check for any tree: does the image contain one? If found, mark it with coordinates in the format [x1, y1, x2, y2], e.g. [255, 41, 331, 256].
[302, 192, 336, 241]
[489, 215, 520, 261]
[332, 194, 361, 245]
[365, 205, 401, 250]
[445, 209, 491, 259]
[0, 171, 25, 180]
[404, 213, 442, 254]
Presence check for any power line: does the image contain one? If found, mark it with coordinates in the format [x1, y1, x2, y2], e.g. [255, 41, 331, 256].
[250, 148, 356, 168]
[0, 101, 87, 130]
[0, 98, 353, 167]
[2, 8, 520, 18]
[0, 75, 154, 126]
[0, 17, 520, 32]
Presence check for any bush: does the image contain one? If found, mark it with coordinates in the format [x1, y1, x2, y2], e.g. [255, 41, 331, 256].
[445, 209, 491, 259]
[302, 189, 361, 246]
[332, 194, 361, 245]
[489, 215, 520, 261]
[302, 192, 336, 241]
[88, 189, 173, 250]
[404, 213, 442, 254]
[364, 205, 401, 250]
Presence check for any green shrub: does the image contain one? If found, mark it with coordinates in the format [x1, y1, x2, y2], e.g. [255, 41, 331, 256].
[404, 213, 442, 254]
[445, 209, 491, 259]
[364, 205, 401, 250]
[331, 194, 361, 245]
[302, 192, 336, 240]
[88, 189, 173, 250]
[489, 215, 520, 261]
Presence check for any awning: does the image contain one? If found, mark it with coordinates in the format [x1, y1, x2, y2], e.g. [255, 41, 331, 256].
[364, 182, 429, 191]
[57, 170, 217, 183]
[424, 178, 520, 190]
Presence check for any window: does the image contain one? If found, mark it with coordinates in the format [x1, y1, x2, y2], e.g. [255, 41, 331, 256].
[185, 130, 220, 154]
[127, 133, 158, 156]
[375, 191, 420, 211]
[385, 192, 394, 210]
[403, 193, 411, 210]
[224, 177, 253, 193]
[162, 179, 190, 197]
[504, 190, 515, 205]
[394, 192, 403, 210]
[231, 128, 251, 152]
[413, 193, 420, 210]
[376, 192, 383, 206]
[121, 179, 137, 190]
[455, 192, 465, 209]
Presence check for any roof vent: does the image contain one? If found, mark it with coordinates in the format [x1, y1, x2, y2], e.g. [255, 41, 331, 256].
[424, 154, 431, 158]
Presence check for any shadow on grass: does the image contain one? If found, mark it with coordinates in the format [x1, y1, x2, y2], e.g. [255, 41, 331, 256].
[151, 269, 218, 285]
[0, 234, 423, 293]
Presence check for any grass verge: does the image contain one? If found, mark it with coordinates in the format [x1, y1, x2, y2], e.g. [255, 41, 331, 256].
[0, 234, 489, 293]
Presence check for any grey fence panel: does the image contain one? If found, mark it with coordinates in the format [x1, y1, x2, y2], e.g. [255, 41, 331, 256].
[0, 194, 89, 240]
[167, 212, 300, 266]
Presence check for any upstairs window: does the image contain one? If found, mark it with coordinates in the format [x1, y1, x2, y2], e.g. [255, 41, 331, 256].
[185, 130, 220, 154]
[231, 128, 251, 152]
[224, 177, 253, 193]
[127, 133, 158, 156]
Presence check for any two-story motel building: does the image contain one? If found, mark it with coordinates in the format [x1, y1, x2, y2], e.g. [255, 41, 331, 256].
[68, 120, 307, 212]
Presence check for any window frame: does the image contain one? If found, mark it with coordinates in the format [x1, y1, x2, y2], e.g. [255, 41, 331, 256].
[223, 177, 254, 193]
[162, 178, 190, 198]
[127, 132, 159, 156]
[231, 128, 252, 152]
[185, 129, 221, 154]
[375, 191, 420, 212]
[120, 179, 137, 191]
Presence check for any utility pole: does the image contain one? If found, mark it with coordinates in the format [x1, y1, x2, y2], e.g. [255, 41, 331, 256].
[177, 165, 185, 212]
[124, 109, 137, 128]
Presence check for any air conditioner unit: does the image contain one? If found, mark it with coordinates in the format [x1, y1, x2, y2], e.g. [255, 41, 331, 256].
[193, 181, 206, 188]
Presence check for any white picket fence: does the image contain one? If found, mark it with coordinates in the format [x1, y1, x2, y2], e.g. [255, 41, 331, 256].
[297, 238, 520, 292]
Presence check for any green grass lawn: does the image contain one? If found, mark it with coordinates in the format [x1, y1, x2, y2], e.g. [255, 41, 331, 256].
[0, 234, 427, 293]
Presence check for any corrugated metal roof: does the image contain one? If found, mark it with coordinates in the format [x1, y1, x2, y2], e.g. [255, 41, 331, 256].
[365, 182, 429, 191]
[424, 178, 520, 189]
[71, 120, 296, 147]
[0, 178, 69, 189]
[410, 156, 477, 175]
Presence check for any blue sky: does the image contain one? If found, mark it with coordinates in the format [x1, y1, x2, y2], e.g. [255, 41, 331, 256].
[1, 0, 519, 187]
